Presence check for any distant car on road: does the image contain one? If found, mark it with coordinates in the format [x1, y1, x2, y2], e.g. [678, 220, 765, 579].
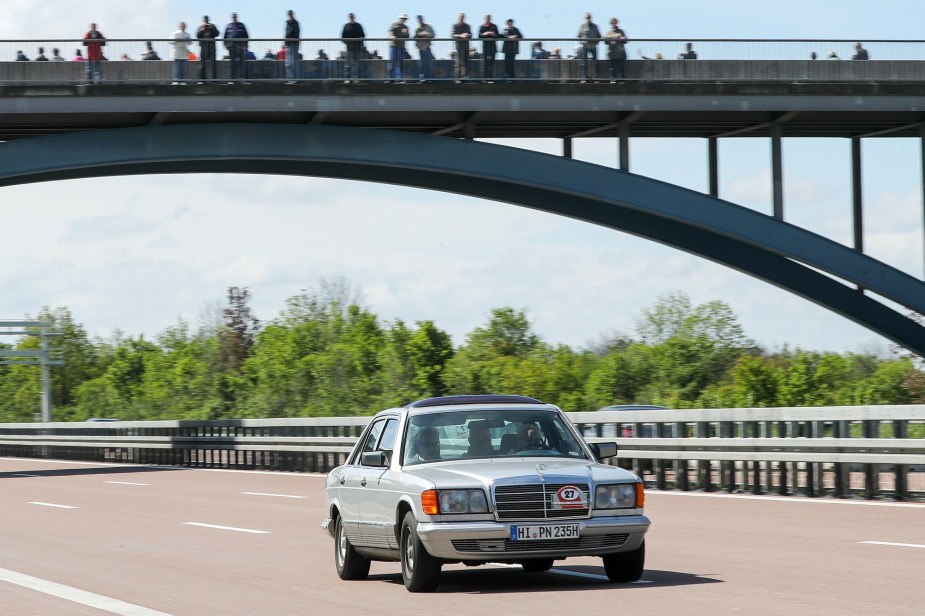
[322, 394, 650, 592]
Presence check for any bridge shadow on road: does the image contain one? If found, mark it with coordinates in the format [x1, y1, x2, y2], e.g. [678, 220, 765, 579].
[372, 566, 721, 593]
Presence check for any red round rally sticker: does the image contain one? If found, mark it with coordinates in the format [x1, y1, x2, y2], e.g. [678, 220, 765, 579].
[554, 485, 585, 509]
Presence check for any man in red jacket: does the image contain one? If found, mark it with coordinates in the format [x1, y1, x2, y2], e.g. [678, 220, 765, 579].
[83, 23, 106, 84]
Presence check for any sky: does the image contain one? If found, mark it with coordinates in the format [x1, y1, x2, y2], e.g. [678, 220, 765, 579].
[2, 1, 924, 355]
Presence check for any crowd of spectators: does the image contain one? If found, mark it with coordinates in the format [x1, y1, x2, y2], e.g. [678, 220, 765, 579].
[9, 11, 876, 85]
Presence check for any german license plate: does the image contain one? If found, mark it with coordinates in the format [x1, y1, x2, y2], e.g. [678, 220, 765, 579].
[510, 523, 580, 541]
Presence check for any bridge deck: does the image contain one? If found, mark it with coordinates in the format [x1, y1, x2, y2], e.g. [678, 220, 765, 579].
[2, 80, 925, 141]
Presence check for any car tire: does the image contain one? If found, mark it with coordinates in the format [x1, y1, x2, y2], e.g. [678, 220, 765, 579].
[602, 540, 645, 583]
[400, 512, 441, 592]
[334, 516, 371, 580]
[520, 558, 554, 572]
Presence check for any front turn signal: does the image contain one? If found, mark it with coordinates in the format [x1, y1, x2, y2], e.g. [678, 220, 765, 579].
[635, 482, 645, 509]
[421, 489, 439, 515]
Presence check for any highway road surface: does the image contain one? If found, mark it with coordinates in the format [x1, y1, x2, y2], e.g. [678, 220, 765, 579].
[2, 457, 923, 615]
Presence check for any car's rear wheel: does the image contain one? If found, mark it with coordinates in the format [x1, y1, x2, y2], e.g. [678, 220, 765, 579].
[400, 512, 441, 592]
[602, 540, 645, 582]
[334, 516, 371, 580]
[520, 558, 554, 572]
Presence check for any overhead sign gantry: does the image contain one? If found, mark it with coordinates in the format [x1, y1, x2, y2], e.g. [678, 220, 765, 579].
[0, 321, 63, 422]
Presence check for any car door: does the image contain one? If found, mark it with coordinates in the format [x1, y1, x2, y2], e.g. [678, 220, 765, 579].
[356, 417, 401, 548]
[336, 417, 388, 546]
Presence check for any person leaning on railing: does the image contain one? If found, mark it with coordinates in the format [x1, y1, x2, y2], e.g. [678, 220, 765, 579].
[451, 12, 472, 80]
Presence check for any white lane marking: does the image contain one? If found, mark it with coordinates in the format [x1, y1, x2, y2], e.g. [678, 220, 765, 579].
[184, 522, 270, 534]
[860, 541, 925, 549]
[104, 481, 150, 486]
[240, 491, 306, 499]
[12, 473, 40, 477]
[0, 566, 173, 616]
[648, 491, 925, 509]
[29, 502, 78, 509]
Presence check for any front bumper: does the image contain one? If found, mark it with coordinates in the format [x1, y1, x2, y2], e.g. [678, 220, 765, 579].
[415, 514, 650, 561]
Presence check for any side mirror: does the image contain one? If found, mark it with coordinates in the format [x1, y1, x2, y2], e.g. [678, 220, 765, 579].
[590, 442, 618, 460]
[361, 451, 391, 468]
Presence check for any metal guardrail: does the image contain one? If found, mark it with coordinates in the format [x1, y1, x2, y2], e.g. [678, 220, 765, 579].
[2, 38, 925, 84]
[1, 405, 922, 500]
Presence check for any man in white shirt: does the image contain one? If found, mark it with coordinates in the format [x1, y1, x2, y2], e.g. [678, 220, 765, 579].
[169, 21, 192, 84]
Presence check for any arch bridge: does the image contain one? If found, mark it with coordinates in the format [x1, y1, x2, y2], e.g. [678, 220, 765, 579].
[0, 78, 923, 354]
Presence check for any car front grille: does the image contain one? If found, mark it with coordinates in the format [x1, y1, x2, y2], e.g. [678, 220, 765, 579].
[451, 533, 628, 554]
[494, 483, 591, 520]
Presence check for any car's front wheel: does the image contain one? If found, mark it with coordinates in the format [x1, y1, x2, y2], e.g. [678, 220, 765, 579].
[400, 512, 441, 592]
[334, 516, 371, 580]
[602, 540, 645, 582]
[520, 558, 554, 572]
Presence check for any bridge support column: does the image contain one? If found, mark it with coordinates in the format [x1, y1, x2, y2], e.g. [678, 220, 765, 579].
[921, 124, 925, 279]
[619, 123, 630, 171]
[563, 137, 573, 159]
[771, 123, 784, 219]
[708, 137, 719, 198]
[851, 137, 864, 255]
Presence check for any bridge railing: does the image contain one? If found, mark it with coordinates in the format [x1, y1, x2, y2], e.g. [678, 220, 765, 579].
[1, 405, 922, 500]
[3, 38, 925, 84]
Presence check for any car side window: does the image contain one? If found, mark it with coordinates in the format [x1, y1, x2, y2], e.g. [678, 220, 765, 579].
[357, 418, 386, 460]
[378, 419, 398, 452]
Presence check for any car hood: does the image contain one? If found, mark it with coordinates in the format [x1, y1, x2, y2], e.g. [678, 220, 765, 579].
[404, 458, 637, 487]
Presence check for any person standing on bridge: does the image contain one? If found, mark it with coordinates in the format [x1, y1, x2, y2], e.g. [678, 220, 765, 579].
[197, 16, 220, 82]
[451, 13, 472, 80]
[414, 15, 435, 81]
[501, 19, 522, 80]
[223, 12, 249, 82]
[341, 12, 365, 82]
[284, 10, 300, 83]
[169, 22, 191, 84]
[478, 15, 499, 81]
[604, 17, 627, 81]
[852, 42, 869, 60]
[680, 42, 698, 59]
[577, 12, 601, 82]
[82, 23, 106, 84]
[387, 13, 410, 82]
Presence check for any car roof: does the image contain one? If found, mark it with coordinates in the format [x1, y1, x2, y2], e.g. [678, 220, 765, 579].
[406, 394, 545, 408]
[598, 404, 668, 411]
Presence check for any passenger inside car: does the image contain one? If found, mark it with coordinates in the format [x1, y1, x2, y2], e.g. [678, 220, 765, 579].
[408, 426, 441, 463]
[464, 422, 495, 457]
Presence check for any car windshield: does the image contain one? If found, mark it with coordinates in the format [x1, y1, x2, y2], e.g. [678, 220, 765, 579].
[402, 408, 589, 465]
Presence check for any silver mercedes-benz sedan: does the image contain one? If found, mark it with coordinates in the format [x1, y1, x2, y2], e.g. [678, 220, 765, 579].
[322, 394, 650, 592]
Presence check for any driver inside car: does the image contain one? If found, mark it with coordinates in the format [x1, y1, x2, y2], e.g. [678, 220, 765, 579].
[517, 423, 545, 450]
